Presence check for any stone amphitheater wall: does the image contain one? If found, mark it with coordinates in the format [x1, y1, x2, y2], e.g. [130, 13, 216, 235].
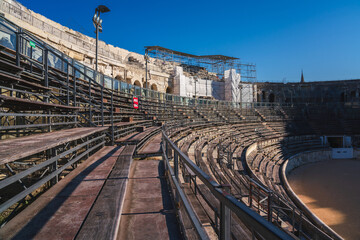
[0, 0, 171, 92]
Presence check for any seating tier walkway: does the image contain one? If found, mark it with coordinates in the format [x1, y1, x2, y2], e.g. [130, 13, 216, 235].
[0, 146, 122, 240]
[117, 159, 182, 240]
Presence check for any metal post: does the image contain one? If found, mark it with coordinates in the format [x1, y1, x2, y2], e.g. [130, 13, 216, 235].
[194, 177, 197, 195]
[93, 6, 110, 71]
[101, 81, 104, 126]
[86, 136, 89, 158]
[111, 91, 114, 144]
[249, 183, 253, 208]
[88, 68, 92, 126]
[95, 24, 99, 72]
[61, 53, 64, 72]
[44, 49, 49, 90]
[30, 42, 33, 73]
[15, 29, 21, 66]
[43, 48, 50, 132]
[268, 192, 272, 222]
[72, 59, 76, 106]
[66, 64, 70, 105]
[54, 148, 58, 184]
[48, 110, 52, 132]
[174, 152, 179, 181]
[220, 185, 231, 240]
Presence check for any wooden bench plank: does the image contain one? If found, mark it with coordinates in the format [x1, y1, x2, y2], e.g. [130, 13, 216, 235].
[76, 145, 136, 240]
[0, 127, 107, 164]
[129, 126, 160, 142]
[0, 95, 79, 111]
[0, 58, 23, 74]
[0, 71, 51, 91]
[137, 132, 162, 156]
[0, 146, 123, 240]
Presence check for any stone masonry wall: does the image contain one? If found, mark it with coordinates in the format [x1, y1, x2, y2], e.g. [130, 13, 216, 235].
[0, 0, 171, 92]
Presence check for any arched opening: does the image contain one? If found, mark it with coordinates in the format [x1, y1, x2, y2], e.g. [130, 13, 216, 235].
[115, 75, 123, 81]
[257, 93, 261, 102]
[350, 90, 356, 101]
[134, 80, 142, 87]
[340, 92, 345, 102]
[151, 84, 158, 91]
[269, 93, 275, 102]
[262, 91, 266, 102]
[166, 87, 172, 94]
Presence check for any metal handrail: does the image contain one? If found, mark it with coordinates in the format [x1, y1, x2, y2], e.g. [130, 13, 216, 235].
[162, 130, 294, 240]
[162, 145, 210, 240]
[0, 134, 106, 213]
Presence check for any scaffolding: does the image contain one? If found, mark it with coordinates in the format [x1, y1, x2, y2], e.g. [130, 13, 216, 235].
[145, 46, 257, 82]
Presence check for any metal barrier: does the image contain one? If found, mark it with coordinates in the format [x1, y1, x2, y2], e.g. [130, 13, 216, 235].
[161, 128, 293, 240]
[162, 144, 210, 240]
[0, 133, 106, 217]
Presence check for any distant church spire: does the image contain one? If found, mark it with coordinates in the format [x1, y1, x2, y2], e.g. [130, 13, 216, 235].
[300, 69, 305, 83]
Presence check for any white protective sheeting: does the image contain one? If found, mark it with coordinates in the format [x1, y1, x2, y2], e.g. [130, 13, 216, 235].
[224, 69, 240, 102]
[224, 69, 254, 103]
[240, 82, 254, 103]
[173, 66, 223, 99]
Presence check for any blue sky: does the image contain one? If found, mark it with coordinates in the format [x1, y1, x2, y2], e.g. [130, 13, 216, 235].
[16, 0, 360, 82]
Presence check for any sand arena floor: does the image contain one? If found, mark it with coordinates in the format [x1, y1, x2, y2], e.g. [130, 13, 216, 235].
[288, 159, 360, 240]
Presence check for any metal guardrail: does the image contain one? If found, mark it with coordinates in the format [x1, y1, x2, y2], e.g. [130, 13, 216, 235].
[162, 144, 210, 240]
[244, 136, 336, 240]
[0, 133, 106, 215]
[0, 113, 78, 131]
[161, 129, 294, 240]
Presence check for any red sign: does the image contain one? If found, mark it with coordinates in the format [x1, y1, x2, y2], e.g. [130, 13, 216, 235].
[133, 97, 139, 109]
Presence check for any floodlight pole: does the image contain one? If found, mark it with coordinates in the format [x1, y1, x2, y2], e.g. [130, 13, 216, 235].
[95, 23, 99, 72]
[93, 5, 110, 73]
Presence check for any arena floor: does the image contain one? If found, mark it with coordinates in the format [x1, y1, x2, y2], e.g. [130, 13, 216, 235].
[288, 159, 360, 240]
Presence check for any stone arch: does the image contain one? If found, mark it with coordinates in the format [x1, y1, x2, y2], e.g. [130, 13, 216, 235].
[269, 93, 275, 102]
[151, 84, 158, 91]
[350, 90, 356, 101]
[166, 87, 172, 94]
[126, 78, 132, 84]
[143, 82, 149, 89]
[340, 92, 345, 102]
[124, 52, 144, 65]
[262, 91, 266, 102]
[134, 80, 142, 87]
[115, 75, 123, 81]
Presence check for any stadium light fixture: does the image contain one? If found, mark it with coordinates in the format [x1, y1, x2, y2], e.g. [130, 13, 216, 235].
[93, 5, 110, 72]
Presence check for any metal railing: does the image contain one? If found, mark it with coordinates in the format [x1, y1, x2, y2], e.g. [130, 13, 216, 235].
[161, 128, 293, 240]
[244, 136, 335, 240]
[0, 132, 106, 221]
